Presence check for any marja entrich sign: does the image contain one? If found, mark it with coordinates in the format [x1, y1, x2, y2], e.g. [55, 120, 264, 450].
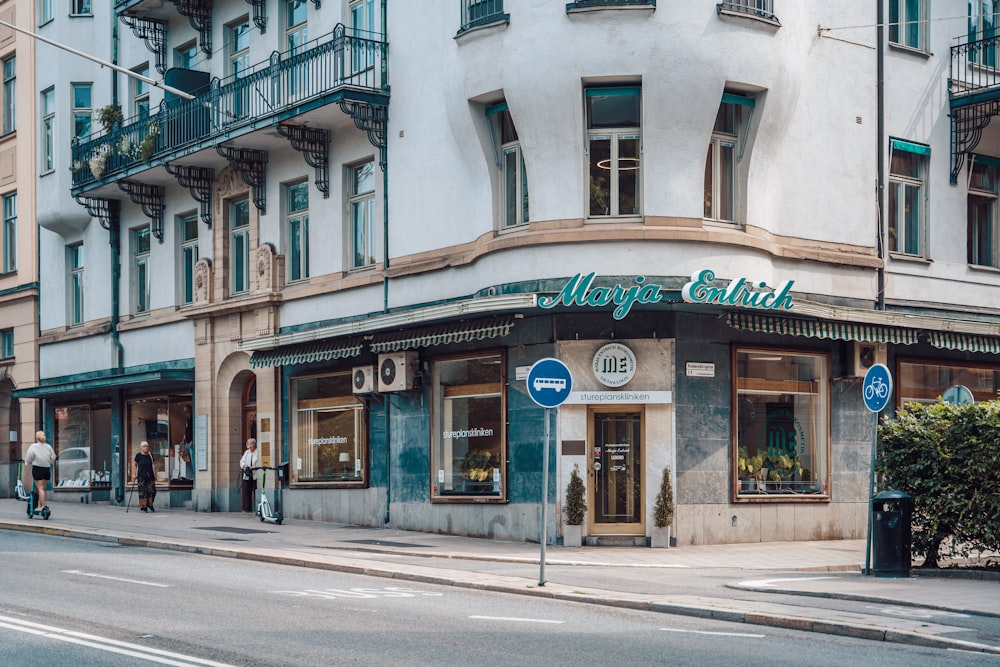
[538, 270, 795, 320]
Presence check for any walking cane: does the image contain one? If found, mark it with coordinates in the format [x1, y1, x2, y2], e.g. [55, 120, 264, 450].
[126, 480, 136, 513]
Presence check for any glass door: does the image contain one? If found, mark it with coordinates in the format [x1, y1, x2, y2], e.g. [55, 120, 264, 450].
[589, 409, 643, 534]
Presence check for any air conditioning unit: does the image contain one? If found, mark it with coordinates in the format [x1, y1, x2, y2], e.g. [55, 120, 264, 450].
[352, 366, 375, 394]
[378, 351, 420, 392]
[850, 342, 886, 377]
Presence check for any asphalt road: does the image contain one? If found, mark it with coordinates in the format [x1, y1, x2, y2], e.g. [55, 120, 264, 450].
[2, 531, 996, 667]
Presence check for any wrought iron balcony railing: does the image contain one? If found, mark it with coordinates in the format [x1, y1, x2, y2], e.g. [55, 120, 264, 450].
[717, 0, 778, 25]
[950, 32, 1000, 103]
[71, 25, 387, 190]
[566, 0, 655, 10]
[459, 0, 509, 34]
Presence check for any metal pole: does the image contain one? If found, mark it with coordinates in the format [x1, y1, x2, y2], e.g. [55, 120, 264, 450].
[539, 408, 550, 586]
[864, 410, 878, 574]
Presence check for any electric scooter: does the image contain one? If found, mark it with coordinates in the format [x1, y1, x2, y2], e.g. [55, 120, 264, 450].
[19, 461, 52, 520]
[14, 459, 31, 502]
[253, 466, 282, 525]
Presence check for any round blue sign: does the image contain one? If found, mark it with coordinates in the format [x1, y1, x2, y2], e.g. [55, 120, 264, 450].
[862, 363, 893, 413]
[942, 385, 974, 405]
[526, 358, 573, 408]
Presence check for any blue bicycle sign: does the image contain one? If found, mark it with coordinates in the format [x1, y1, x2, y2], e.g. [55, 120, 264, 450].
[862, 363, 892, 413]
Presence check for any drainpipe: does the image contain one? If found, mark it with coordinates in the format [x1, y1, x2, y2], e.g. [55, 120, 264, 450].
[381, 0, 390, 525]
[110, 12, 123, 372]
[875, 0, 885, 311]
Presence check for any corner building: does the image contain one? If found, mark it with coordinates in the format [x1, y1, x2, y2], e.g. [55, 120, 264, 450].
[26, 1, 1000, 547]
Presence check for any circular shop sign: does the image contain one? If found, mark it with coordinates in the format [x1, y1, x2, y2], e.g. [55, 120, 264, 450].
[592, 343, 637, 388]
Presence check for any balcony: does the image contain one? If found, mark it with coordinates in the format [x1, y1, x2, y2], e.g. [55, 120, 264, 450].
[716, 0, 779, 26]
[459, 0, 509, 34]
[71, 25, 388, 195]
[949, 32, 1000, 183]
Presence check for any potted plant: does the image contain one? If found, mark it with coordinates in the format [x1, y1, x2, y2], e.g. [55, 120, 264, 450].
[737, 447, 765, 492]
[460, 449, 494, 493]
[563, 465, 585, 547]
[768, 453, 803, 490]
[96, 103, 124, 133]
[651, 466, 674, 548]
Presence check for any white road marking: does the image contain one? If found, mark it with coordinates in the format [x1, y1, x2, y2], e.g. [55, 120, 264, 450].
[62, 569, 170, 588]
[0, 614, 233, 666]
[274, 587, 443, 599]
[468, 616, 565, 624]
[865, 605, 969, 619]
[660, 627, 765, 638]
[736, 576, 836, 588]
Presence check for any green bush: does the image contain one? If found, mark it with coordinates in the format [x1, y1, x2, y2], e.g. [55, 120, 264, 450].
[653, 466, 674, 528]
[564, 465, 586, 526]
[878, 401, 1000, 567]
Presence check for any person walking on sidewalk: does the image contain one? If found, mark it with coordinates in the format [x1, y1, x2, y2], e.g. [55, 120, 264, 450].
[25, 430, 57, 512]
[132, 441, 157, 513]
[239, 438, 260, 513]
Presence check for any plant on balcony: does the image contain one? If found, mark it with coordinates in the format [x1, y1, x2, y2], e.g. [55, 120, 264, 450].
[138, 122, 160, 161]
[97, 104, 124, 133]
[87, 145, 112, 179]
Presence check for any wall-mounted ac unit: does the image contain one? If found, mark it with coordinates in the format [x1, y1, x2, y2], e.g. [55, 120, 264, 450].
[850, 342, 886, 377]
[378, 351, 420, 392]
[352, 366, 375, 394]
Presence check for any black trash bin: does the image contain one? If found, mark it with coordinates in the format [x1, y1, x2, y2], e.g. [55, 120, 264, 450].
[871, 490, 913, 577]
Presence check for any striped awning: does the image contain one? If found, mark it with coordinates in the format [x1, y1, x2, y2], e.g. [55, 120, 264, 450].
[727, 312, 918, 344]
[248, 340, 364, 368]
[370, 316, 515, 353]
[927, 331, 1000, 353]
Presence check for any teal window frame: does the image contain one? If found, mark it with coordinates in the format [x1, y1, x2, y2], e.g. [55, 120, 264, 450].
[71, 82, 92, 139]
[178, 212, 199, 305]
[888, 139, 928, 258]
[286, 181, 310, 282]
[132, 226, 151, 314]
[41, 88, 54, 173]
[3, 54, 15, 135]
[0, 328, 12, 360]
[68, 243, 84, 326]
[3, 191, 16, 273]
[349, 161, 376, 269]
[229, 198, 251, 295]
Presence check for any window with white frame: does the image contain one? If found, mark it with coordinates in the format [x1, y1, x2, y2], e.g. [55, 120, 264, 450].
[3, 55, 15, 135]
[2, 192, 16, 273]
[68, 243, 84, 325]
[38, 0, 54, 25]
[132, 226, 150, 314]
[487, 102, 528, 228]
[586, 86, 640, 218]
[350, 0, 376, 73]
[174, 41, 198, 69]
[0, 328, 12, 360]
[41, 87, 54, 172]
[889, 0, 926, 50]
[968, 157, 1000, 267]
[705, 92, 753, 223]
[71, 82, 91, 138]
[888, 139, 928, 258]
[229, 197, 250, 295]
[431, 352, 506, 501]
[289, 372, 367, 486]
[178, 212, 198, 305]
[131, 64, 150, 122]
[286, 181, 309, 282]
[70, 0, 91, 16]
[349, 161, 376, 269]
[734, 348, 829, 500]
[969, 1, 997, 68]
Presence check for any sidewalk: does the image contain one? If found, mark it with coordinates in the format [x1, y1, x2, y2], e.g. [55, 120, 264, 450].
[2, 499, 998, 655]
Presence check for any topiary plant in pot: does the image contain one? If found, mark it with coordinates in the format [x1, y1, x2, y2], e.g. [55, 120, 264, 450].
[563, 465, 585, 547]
[651, 466, 674, 548]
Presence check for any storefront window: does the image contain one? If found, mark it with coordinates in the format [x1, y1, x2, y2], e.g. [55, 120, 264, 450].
[898, 360, 1000, 404]
[431, 352, 506, 501]
[290, 373, 367, 485]
[734, 348, 829, 499]
[126, 396, 194, 486]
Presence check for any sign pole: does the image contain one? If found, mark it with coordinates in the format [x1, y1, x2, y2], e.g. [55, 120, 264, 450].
[864, 410, 877, 575]
[539, 407, 550, 586]
[860, 363, 892, 576]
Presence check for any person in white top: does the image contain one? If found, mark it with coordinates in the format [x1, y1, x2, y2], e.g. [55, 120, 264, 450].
[238, 438, 261, 513]
[24, 431, 57, 511]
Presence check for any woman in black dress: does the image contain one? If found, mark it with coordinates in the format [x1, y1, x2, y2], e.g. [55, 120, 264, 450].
[132, 440, 157, 512]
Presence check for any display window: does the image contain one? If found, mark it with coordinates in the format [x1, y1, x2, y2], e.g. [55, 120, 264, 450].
[126, 396, 194, 487]
[898, 359, 1000, 404]
[290, 372, 367, 486]
[53, 403, 110, 488]
[733, 348, 830, 500]
[431, 352, 506, 502]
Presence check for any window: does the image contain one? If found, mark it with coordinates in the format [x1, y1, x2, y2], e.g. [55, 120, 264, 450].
[132, 226, 150, 314]
[41, 88, 54, 172]
[131, 64, 150, 122]
[229, 197, 250, 294]
[969, 1, 997, 68]
[228, 19, 251, 119]
[178, 213, 198, 305]
[349, 161, 376, 269]
[487, 103, 528, 228]
[3, 55, 15, 135]
[888, 139, 928, 257]
[290, 373, 367, 486]
[350, 0, 375, 72]
[969, 158, 1000, 267]
[174, 41, 198, 69]
[899, 360, 1000, 405]
[70, 0, 92, 16]
[285, 0, 309, 94]
[38, 0, 53, 24]
[126, 397, 194, 486]
[735, 348, 829, 499]
[286, 181, 309, 281]
[431, 352, 506, 501]
[0, 328, 12, 360]
[586, 86, 640, 218]
[2, 192, 15, 273]
[460, 0, 508, 33]
[68, 243, 84, 325]
[71, 82, 91, 138]
[889, 0, 926, 50]
[705, 93, 753, 223]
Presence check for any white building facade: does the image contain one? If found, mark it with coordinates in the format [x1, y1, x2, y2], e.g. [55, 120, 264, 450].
[21, 1, 1000, 546]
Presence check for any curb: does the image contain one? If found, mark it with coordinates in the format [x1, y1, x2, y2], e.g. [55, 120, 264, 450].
[4, 519, 1000, 656]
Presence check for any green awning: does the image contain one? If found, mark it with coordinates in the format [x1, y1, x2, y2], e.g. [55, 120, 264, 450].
[890, 138, 931, 156]
[370, 317, 515, 353]
[12, 369, 195, 398]
[248, 340, 364, 368]
[927, 331, 1000, 353]
[727, 312, 918, 344]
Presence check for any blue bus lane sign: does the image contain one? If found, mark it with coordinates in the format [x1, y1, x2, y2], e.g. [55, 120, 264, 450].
[526, 358, 573, 408]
